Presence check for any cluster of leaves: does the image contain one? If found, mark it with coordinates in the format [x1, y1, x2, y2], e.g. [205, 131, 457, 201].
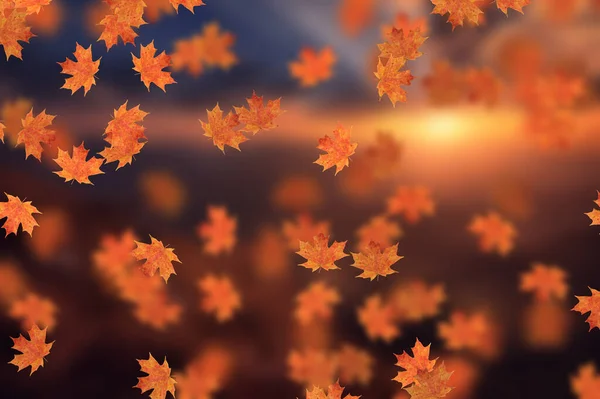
[431, 0, 530, 30]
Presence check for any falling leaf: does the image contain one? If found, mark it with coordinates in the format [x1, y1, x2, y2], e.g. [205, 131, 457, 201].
[197, 274, 241, 322]
[571, 363, 600, 399]
[468, 211, 516, 256]
[289, 47, 337, 87]
[351, 241, 403, 280]
[315, 124, 358, 175]
[98, 0, 146, 50]
[233, 91, 284, 135]
[295, 281, 340, 326]
[438, 311, 489, 351]
[58, 43, 101, 95]
[496, 0, 530, 14]
[200, 104, 246, 152]
[393, 338, 437, 387]
[585, 209, 600, 226]
[404, 362, 454, 399]
[9, 324, 54, 375]
[16, 108, 56, 161]
[133, 293, 182, 330]
[297, 233, 348, 272]
[357, 294, 399, 342]
[53, 142, 104, 184]
[9, 293, 57, 331]
[251, 226, 289, 278]
[339, 0, 375, 36]
[288, 349, 338, 388]
[1, 97, 31, 144]
[378, 28, 428, 61]
[169, 0, 205, 13]
[573, 287, 600, 331]
[338, 344, 373, 386]
[271, 175, 323, 211]
[132, 41, 176, 92]
[381, 13, 429, 38]
[520, 262, 568, 302]
[283, 213, 330, 250]
[422, 59, 465, 105]
[99, 101, 148, 169]
[356, 215, 402, 251]
[306, 380, 361, 399]
[0, 8, 33, 60]
[175, 346, 232, 399]
[134, 354, 176, 399]
[196, 205, 237, 255]
[375, 57, 414, 106]
[431, 0, 483, 30]
[0, 121, 4, 142]
[387, 185, 435, 223]
[0, 193, 41, 237]
[389, 280, 446, 322]
[139, 171, 187, 218]
[132, 235, 181, 283]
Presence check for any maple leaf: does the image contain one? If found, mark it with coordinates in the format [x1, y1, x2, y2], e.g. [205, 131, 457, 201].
[175, 346, 232, 399]
[438, 311, 489, 351]
[586, 209, 600, 226]
[375, 57, 414, 106]
[289, 47, 337, 87]
[197, 274, 241, 322]
[297, 233, 348, 272]
[571, 363, 600, 399]
[356, 215, 402, 251]
[357, 294, 399, 342]
[134, 293, 182, 330]
[381, 13, 429, 37]
[0, 97, 31, 144]
[338, 344, 373, 386]
[98, 0, 146, 50]
[9, 293, 57, 331]
[169, 0, 204, 13]
[496, 0, 530, 14]
[295, 281, 340, 325]
[99, 101, 148, 169]
[288, 349, 338, 388]
[387, 185, 435, 223]
[315, 124, 358, 175]
[422, 60, 464, 105]
[520, 262, 568, 302]
[0, 193, 41, 236]
[306, 380, 361, 399]
[53, 142, 104, 184]
[467, 211, 516, 256]
[13, 0, 52, 15]
[0, 8, 33, 60]
[339, 0, 375, 36]
[132, 235, 180, 283]
[132, 41, 176, 92]
[93, 229, 138, 279]
[390, 280, 446, 322]
[58, 43, 101, 96]
[9, 324, 54, 375]
[431, 0, 484, 30]
[0, 121, 4, 142]
[393, 338, 437, 387]
[200, 104, 246, 152]
[378, 28, 428, 61]
[134, 354, 176, 399]
[573, 287, 600, 331]
[139, 171, 187, 218]
[404, 362, 454, 399]
[196, 205, 237, 255]
[282, 213, 330, 250]
[351, 241, 403, 280]
[251, 226, 289, 278]
[233, 91, 284, 135]
[16, 108, 55, 161]
[143, 0, 173, 22]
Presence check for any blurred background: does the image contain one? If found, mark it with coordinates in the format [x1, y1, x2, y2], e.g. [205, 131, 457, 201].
[1, 0, 600, 398]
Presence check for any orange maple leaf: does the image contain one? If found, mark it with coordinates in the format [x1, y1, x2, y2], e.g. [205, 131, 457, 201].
[295, 281, 340, 326]
[0, 121, 4, 142]
[356, 215, 402, 251]
[98, 0, 146, 50]
[175, 346, 232, 399]
[297, 233, 348, 272]
[573, 287, 600, 331]
[133, 293, 182, 330]
[375, 57, 414, 106]
[99, 101, 148, 169]
[338, 344, 373, 386]
[200, 104, 246, 152]
[390, 280, 446, 322]
[422, 60, 464, 105]
[571, 363, 600, 399]
[169, 0, 204, 13]
[467, 211, 516, 256]
[58, 43, 101, 95]
[386, 185, 435, 223]
[13, 0, 52, 15]
[283, 213, 330, 250]
[378, 28, 428, 61]
[586, 208, 600, 226]
[306, 380, 361, 399]
[0, 8, 34, 60]
[431, 0, 484, 30]
[197, 274, 241, 322]
[53, 142, 104, 184]
[393, 338, 437, 387]
[496, 0, 530, 14]
[134, 354, 176, 399]
[143, 0, 173, 22]
[9, 324, 54, 375]
[132, 41, 176, 92]
[16, 108, 56, 161]
[315, 124, 358, 175]
[381, 13, 429, 38]
[139, 171, 187, 218]
[520, 262, 568, 302]
[339, 0, 375, 36]
[9, 293, 57, 331]
[233, 91, 284, 135]
[288, 349, 338, 388]
[351, 241, 403, 280]
[132, 235, 181, 283]
[357, 294, 399, 342]
[1, 97, 31, 144]
[438, 311, 489, 351]
[196, 205, 237, 255]
[404, 362, 454, 399]
[0, 193, 41, 236]
[289, 47, 337, 87]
